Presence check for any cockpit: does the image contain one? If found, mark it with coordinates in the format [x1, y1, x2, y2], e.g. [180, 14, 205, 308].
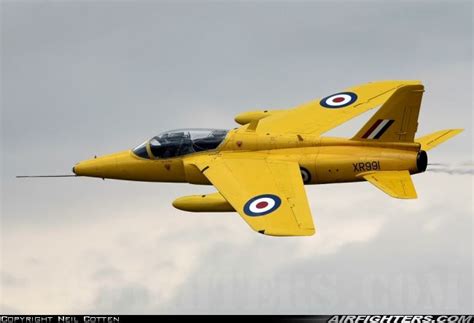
[132, 128, 229, 159]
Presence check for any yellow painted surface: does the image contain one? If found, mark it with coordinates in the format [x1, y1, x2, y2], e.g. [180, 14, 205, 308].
[74, 150, 187, 182]
[190, 156, 315, 236]
[173, 192, 234, 212]
[72, 80, 461, 237]
[237, 80, 421, 135]
[359, 170, 417, 199]
[353, 84, 424, 142]
[416, 129, 463, 151]
[234, 109, 286, 125]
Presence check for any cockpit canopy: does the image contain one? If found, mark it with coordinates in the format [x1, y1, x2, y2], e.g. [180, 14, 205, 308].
[132, 129, 228, 159]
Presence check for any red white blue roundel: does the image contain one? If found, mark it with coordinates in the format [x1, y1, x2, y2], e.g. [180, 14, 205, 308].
[320, 92, 358, 108]
[243, 194, 282, 217]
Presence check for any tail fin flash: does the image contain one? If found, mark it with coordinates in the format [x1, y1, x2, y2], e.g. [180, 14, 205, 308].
[353, 84, 424, 142]
[416, 129, 463, 151]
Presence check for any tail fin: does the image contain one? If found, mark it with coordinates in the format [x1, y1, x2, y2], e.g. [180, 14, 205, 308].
[353, 84, 424, 142]
[416, 129, 463, 151]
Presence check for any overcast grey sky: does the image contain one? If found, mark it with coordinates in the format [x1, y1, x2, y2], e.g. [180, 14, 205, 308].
[1, 0, 472, 314]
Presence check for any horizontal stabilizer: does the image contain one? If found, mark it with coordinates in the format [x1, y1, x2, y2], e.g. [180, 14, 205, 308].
[359, 170, 417, 199]
[416, 129, 463, 151]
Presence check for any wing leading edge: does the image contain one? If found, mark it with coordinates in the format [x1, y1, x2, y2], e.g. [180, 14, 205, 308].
[189, 156, 315, 236]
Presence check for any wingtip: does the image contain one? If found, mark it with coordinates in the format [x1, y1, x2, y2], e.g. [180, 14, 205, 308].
[256, 227, 316, 237]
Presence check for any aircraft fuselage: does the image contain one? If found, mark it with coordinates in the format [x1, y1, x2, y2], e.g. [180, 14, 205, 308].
[73, 130, 427, 185]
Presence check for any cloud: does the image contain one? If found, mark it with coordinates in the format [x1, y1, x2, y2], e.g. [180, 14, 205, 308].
[91, 284, 153, 314]
[1, 173, 471, 313]
[153, 174, 472, 314]
[1, 271, 26, 288]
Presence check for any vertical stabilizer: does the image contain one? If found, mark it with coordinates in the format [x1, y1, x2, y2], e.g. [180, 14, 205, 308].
[353, 84, 424, 142]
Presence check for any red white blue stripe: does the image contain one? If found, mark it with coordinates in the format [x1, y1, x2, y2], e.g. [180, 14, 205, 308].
[362, 119, 394, 139]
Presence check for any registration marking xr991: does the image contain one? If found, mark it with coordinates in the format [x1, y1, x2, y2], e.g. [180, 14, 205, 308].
[353, 161, 381, 172]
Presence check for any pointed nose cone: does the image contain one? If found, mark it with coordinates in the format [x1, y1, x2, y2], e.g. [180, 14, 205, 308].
[73, 151, 131, 178]
[72, 157, 105, 177]
[73, 158, 103, 177]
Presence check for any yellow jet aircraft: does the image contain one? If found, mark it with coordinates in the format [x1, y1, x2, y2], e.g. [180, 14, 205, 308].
[27, 80, 464, 237]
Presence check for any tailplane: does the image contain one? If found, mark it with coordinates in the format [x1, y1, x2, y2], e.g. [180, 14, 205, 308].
[358, 170, 417, 199]
[352, 84, 424, 142]
[416, 129, 463, 151]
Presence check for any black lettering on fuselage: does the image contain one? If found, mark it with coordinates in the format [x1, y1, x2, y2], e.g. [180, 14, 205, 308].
[352, 161, 381, 172]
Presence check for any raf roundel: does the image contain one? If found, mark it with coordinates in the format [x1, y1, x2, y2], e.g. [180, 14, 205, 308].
[243, 194, 282, 217]
[320, 92, 358, 109]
